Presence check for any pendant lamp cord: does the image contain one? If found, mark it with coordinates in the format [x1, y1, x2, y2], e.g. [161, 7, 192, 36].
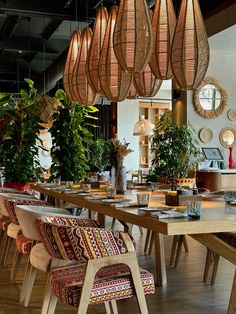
[43, 15, 46, 94]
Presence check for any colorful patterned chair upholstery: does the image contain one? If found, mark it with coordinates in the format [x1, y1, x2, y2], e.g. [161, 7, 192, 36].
[15, 206, 102, 309]
[36, 217, 155, 314]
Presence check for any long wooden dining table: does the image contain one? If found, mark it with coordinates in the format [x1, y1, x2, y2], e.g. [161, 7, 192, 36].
[32, 184, 236, 313]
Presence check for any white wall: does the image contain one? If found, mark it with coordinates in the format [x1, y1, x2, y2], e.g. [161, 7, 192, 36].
[187, 25, 236, 168]
[117, 80, 172, 172]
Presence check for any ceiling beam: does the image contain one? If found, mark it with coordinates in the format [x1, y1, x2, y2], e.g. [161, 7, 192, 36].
[0, 37, 58, 53]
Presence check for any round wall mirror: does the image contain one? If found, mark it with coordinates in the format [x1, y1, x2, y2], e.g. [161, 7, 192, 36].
[219, 127, 236, 148]
[193, 77, 228, 119]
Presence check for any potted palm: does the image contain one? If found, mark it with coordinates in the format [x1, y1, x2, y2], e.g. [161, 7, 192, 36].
[0, 78, 46, 190]
[49, 89, 98, 183]
[148, 111, 200, 186]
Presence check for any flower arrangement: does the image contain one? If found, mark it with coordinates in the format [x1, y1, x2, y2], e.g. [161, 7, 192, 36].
[109, 136, 133, 193]
[109, 136, 133, 168]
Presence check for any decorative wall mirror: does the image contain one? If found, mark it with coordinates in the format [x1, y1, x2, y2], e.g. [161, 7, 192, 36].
[219, 127, 236, 148]
[193, 77, 228, 118]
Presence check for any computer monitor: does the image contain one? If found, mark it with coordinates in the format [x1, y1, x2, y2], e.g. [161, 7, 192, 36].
[202, 147, 224, 161]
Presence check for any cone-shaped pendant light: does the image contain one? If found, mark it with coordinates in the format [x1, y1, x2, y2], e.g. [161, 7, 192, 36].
[63, 31, 81, 102]
[113, 0, 153, 73]
[171, 0, 209, 90]
[72, 27, 97, 105]
[86, 6, 108, 93]
[134, 11, 163, 97]
[127, 79, 138, 99]
[99, 6, 132, 102]
[150, 0, 176, 80]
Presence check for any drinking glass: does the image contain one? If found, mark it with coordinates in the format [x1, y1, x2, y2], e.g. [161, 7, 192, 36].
[186, 200, 202, 220]
[82, 183, 91, 193]
[137, 193, 150, 208]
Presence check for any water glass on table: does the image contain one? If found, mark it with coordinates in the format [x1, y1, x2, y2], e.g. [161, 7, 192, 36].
[137, 193, 150, 208]
[82, 183, 91, 193]
[186, 200, 202, 220]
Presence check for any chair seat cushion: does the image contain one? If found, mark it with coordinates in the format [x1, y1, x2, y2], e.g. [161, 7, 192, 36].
[30, 243, 51, 272]
[16, 235, 33, 255]
[50, 263, 155, 307]
[0, 216, 12, 231]
[217, 232, 236, 248]
[7, 223, 21, 239]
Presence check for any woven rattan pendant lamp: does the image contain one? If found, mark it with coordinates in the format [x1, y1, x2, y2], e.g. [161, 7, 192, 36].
[127, 80, 138, 99]
[149, 0, 176, 80]
[63, 31, 81, 102]
[134, 10, 163, 97]
[72, 27, 97, 105]
[98, 6, 132, 102]
[133, 115, 155, 136]
[171, 0, 209, 90]
[134, 63, 163, 97]
[86, 6, 108, 93]
[113, 0, 153, 73]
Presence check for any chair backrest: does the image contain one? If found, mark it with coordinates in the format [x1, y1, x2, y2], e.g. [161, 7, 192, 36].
[15, 205, 72, 241]
[6, 199, 49, 224]
[0, 193, 36, 216]
[36, 217, 136, 262]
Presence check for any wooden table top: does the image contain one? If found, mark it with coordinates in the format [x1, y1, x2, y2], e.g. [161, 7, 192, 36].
[32, 184, 236, 236]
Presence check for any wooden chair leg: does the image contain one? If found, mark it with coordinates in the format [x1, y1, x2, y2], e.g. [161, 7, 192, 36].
[46, 293, 58, 314]
[139, 227, 144, 235]
[174, 235, 184, 268]
[3, 236, 12, 266]
[24, 265, 37, 307]
[203, 248, 213, 282]
[19, 256, 31, 303]
[0, 233, 8, 265]
[169, 235, 178, 266]
[227, 269, 236, 314]
[11, 248, 22, 283]
[211, 252, 220, 286]
[104, 302, 111, 314]
[183, 235, 189, 252]
[111, 300, 118, 314]
[41, 274, 53, 314]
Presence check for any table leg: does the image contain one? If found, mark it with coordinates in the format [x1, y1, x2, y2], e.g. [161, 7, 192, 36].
[228, 269, 236, 314]
[154, 232, 167, 286]
[97, 212, 106, 227]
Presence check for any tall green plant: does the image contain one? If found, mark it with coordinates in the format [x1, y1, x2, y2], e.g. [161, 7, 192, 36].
[50, 89, 98, 181]
[149, 111, 200, 181]
[90, 138, 111, 173]
[0, 78, 45, 183]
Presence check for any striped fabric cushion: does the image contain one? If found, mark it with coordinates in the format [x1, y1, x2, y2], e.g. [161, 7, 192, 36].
[0, 216, 12, 231]
[36, 218, 135, 261]
[16, 235, 33, 255]
[50, 263, 155, 306]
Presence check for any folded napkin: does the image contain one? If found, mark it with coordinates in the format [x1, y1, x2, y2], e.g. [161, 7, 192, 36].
[152, 210, 188, 219]
[85, 195, 104, 200]
[112, 202, 137, 208]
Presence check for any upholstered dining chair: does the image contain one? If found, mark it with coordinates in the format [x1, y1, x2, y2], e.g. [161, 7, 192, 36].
[0, 192, 38, 265]
[36, 216, 155, 314]
[5, 198, 50, 282]
[204, 232, 236, 285]
[15, 206, 102, 310]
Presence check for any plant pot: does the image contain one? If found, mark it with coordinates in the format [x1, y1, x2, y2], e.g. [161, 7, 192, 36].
[3, 182, 34, 194]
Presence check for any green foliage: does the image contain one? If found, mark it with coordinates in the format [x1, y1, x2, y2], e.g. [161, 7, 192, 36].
[90, 138, 111, 172]
[149, 111, 200, 182]
[50, 89, 98, 181]
[0, 78, 45, 183]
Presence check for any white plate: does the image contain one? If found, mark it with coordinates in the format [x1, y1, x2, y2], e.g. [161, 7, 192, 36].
[102, 198, 127, 203]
